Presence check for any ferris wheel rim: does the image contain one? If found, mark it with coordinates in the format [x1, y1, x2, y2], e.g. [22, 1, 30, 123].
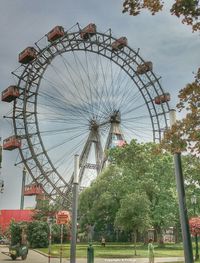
[11, 25, 170, 202]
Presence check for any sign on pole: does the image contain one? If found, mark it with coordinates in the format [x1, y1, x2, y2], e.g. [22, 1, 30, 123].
[56, 211, 71, 225]
[189, 217, 200, 235]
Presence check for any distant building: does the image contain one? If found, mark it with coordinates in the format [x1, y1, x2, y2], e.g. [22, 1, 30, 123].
[163, 227, 175, 243]
[0, 210, 34, 234]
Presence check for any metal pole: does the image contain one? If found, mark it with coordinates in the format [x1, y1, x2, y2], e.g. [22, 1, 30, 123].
[48, 222, 52, 263]
[170, 110, 193, 263]
[195, 234, 199, 260]
[174, 153, 193, 263]
[70, 154, 79, 263]
[192, 196, 199, 261]
[20, 167, 26, 210]
[60, 224, 63, 263]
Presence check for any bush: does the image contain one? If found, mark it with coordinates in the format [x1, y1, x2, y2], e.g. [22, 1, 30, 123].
[27, 221, 49, 248]
[10, 221, 23, 245]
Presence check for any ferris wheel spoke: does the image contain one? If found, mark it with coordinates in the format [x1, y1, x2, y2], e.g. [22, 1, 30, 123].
[39, 126, 87, 136]
[46, 64, 94, 121]
[84, 53, 110, 117]
[119, 87, 143, 113]
[59, 53, 94, 116]
[41, 67, 110, 121]
[98, 54, 114, 114]
[52, 135, 88, 179]
[44, 129, 88, 153]
[122, 101, 147, 116]
[79, 51, 113, 117]
[78, 51, 95, 117]
[60, 51, 110, 120]
[118, 81, 140, 111]
[121, 123, 153, 140]
[122, 114, 150, 122]
[114, 68, 132, 106]
[38, 91, 87, 121]
[39, 79, 93, 120]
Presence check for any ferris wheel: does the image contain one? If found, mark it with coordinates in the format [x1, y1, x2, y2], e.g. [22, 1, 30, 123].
[2, 23, 170, 206]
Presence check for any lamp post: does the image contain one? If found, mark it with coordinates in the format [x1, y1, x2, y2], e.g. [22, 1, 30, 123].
[20, 167, 26, 210]
[191, 193, 199, 261]
[169, 110, 193, 263]
[70, 154, 79, 263]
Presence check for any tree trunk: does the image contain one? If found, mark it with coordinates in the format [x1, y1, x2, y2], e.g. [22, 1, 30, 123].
[155, 226, 164, 247]
[134, 231, 137, 256]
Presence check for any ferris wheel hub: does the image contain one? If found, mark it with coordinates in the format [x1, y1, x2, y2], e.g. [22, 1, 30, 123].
[110, 110, 121, 123]
[89, 120, 99, 130]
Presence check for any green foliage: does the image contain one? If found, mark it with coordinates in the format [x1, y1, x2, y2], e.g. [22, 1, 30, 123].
[115, 191, 151, 232]
[79, 165, 123, 237]
[79, 140, 181, 242]
[51, 224, 70, 243]
[10, 221, 23, 245]
[27, 221, 49, 248]
[33, 200, 59, 221]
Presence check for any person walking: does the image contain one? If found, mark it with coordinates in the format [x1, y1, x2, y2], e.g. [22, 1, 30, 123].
[148, 238, 154, 263]
[101, 237, 106, 247]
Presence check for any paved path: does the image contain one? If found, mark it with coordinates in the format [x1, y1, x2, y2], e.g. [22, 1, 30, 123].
[0, 246, 184, 263]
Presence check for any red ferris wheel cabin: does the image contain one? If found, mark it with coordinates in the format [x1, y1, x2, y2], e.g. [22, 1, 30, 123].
[154, 93, 171, 104]
[47, 26, 65, 42]
[80, 23, 96, 40]
[24, 183, 44, 196]
[111, 37, 127, 51]
[18, 47, 37, 64]
[1, 86, 20, 102]
[136, 61, 153, 74]
[3, 136, 21, 151]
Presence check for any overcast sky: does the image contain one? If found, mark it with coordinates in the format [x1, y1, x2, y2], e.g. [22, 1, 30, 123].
[0, 0, 199, 210]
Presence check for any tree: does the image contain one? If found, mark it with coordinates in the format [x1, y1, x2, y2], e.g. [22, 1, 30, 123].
[79, 140, 180, 242]
[122, 0, 200, 31]
[115, 191, 151, 255]
[110, 140, 179, 242]
[79, 166, 123, 241]
[161, 69, 200, 155]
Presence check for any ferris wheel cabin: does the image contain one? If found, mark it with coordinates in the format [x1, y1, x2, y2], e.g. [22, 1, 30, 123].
[111, 37, 128, 51]
[1, 86, 20, 102]
[80, 23, 96, 40]
[3, 136, 21, 151]
[47, 26, 65, 42]
[24, 183, 44, 196]
[154, 93, 171, 104]
[18, 47, 37, 64]
[136, 61, 153, 74]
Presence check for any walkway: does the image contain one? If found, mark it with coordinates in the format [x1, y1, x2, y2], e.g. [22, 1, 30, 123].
[0, 246, 184, 263]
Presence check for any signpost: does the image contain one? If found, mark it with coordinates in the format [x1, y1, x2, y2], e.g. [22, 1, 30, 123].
[56, 211, 70, 225]
[47, 217, 54, 263]
[56, 211, 71, 263]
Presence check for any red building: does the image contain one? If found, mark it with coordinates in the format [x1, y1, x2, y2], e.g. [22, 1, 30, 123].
[0, 210, 34, 233]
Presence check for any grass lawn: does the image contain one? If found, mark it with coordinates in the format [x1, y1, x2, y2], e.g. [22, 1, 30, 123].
[37, 242, 185, 258]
